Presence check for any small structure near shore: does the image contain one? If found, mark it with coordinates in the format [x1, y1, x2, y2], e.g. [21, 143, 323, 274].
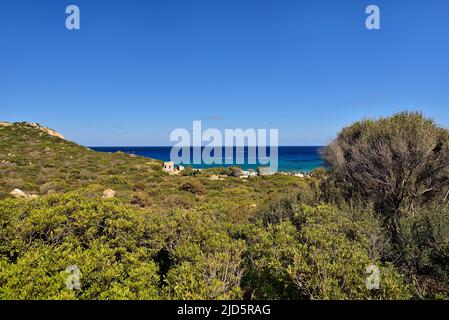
[240, 169, 258, 179]
[163, 161, 185, 175]
[163, 161, 175, 173]
[257, 167, 273, 176]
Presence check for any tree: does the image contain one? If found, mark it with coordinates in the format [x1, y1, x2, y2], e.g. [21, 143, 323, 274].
[322, 112, 449, 235]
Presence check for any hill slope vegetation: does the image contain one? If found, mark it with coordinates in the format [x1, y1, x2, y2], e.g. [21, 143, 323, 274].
[1, 115, 449, 299]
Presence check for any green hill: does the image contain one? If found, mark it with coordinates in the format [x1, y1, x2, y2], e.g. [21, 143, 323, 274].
[1, 115, 448, 300]
[0, 122, 162, 199]
[0, 121, 305, 218]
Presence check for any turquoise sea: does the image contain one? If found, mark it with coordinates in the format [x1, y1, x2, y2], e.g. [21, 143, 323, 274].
[90, 146, 325, 172]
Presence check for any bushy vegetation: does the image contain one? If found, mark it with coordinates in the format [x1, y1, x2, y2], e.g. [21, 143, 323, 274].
[0, 191, 412, 300]
[244, 200, 411, 299]
[322, 112, 449, 298]
[1, 115, 449, 300]
[0, 193, 246, 299]
[322, 112, 449, 229]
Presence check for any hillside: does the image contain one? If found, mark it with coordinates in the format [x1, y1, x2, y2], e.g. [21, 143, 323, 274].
[0, 122, 163, 199]
[1, 115, 448, 300]
[0, 121, 305, 218]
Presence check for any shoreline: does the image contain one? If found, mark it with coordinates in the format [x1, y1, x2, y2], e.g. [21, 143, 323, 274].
[90, 146, 325, 174]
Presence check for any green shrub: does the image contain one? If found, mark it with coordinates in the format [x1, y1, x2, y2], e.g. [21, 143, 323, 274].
[39, 180, 67, 195]
[322, 112, 449, 233]
[179, 179, 205, 195]
[132, 181, 147, 191]
[2, 177, 25, 191]
[398, 207, 449, 297]
[130, 191, 153, 208]
[243, 202, 412, 299]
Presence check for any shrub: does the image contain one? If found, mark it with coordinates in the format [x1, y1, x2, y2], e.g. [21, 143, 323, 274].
[179, 179, 205, 195]
[130, 191, 153, 208]
[163, 242, 245, 299]
[0, 193, 248, 300]
[2, 177, 24, 190]
[180, 166, 196, 176]
[132, 181, 147, 191]
[0, 193, 165, 299]
[243, 202, 412, 299]
[398, 207, 449, 297]
[39, 180, 67, 195]
[322, 112, 449, 238]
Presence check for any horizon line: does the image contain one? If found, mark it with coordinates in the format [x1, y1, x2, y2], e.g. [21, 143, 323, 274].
[87, 145, 326, 148]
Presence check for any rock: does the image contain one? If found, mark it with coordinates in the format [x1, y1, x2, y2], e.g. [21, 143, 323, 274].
[26, 123, 65, 139]
[210, 175, 225, 181]
[4, 122, 65, 140]
[102, 189, 116, 199]
[10, 189, 28, 198]
[9, 189, 38, 199]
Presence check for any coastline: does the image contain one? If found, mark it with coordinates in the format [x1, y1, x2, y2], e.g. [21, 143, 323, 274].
[90, 146, 325, 173]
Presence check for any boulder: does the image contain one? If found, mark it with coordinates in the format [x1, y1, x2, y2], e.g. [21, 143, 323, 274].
[102, 189, 116, 199]
[10, 189, 28, 199]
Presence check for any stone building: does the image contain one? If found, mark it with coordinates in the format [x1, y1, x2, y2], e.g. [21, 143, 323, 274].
[163, 161, 175, 173]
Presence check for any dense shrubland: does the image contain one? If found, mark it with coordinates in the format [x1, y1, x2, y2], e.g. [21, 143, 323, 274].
[1, 114, 449, 299]
[0, 191, 412, 299]
[322, 112, 449, 298]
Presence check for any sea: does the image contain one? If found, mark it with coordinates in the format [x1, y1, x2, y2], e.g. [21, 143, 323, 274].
[90, 146, 325, 172]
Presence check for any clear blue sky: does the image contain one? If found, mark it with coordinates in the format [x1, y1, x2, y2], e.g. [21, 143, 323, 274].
[1, 0, 448, 146]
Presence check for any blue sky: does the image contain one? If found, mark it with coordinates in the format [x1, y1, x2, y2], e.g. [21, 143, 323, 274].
[1, 0, 448, 146]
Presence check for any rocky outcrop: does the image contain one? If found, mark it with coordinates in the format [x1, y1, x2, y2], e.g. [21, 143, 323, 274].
[28, 122, 65, 140]
[102, 189, 116, 199]
[9, 189, 39, 199]
[0, 121, 65, 140]
[10, 189, 29, 198]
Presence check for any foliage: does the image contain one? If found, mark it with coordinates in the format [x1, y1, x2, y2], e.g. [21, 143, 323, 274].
[322, 112, 449, 217]
[397, 207, 449, 298]
[0, 193, 244, 299]
[179, 179, 206, 195]
[322, 112, 449, 248]
[1, 118, 449, 299]
[244, 201, 411, 299]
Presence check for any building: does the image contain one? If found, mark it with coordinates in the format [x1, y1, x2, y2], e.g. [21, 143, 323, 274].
[257, 167, 273, 176]
[163, 162, 186, 174]
[163, 161, 175, 173]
